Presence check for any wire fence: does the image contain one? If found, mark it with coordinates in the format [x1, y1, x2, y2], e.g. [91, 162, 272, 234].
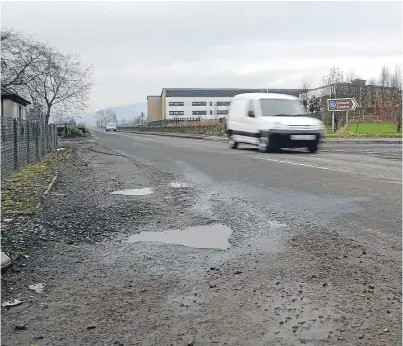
[1, 117, 57, 179]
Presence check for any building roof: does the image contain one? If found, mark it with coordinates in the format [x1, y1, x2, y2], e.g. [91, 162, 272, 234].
[1, 87, 31, 106]
[161, 88, 306, 98]
[233, 93, 299, 100]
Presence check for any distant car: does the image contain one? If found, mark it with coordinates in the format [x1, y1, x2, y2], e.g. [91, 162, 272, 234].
[106, 123, 117, 132]
[226, 93, 325, 153]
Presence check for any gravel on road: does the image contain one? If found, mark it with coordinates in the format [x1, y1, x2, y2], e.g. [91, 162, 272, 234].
[1, 135, 401, 346]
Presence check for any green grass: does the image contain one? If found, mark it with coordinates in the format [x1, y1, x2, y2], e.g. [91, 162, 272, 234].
[325, 122, 401, 138]
[1, 148, 71, 216]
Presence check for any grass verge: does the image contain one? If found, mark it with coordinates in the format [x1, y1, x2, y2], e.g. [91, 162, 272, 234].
[325, 123, 402, 138]
[1, 148, 71, 217]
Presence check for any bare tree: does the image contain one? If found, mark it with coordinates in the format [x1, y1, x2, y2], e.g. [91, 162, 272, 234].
[96, 109, 107, 127]
[323, 66, 345, 98]
[321, 66, 345, 131]
[134, 115, 142, 125]
[390, 65, 402, 132]
[105, 109, 117, 124]
[300, 80, 310, 111]
[96, 109, 117, 126]
[379, 65, 391, 105]
[1, 28, 93, 124]
[27, 45, 93, 124]
[1, 29, 45, 94]
[380, 66, 391, 87]
[26, 98, 46, 122]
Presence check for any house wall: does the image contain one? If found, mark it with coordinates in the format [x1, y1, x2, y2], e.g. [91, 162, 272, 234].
[1, 99, 27, 120]
[161, 89, 167, 120]
[147, 96, 163, 121]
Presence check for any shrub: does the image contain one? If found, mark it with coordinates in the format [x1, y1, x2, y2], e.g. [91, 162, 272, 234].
[76, 124, 88, 134]
[67, 125, 84, 137]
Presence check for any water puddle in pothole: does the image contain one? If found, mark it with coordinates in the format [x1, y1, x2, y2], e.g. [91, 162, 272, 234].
[170, 182, 192, 188]
[127, 224, 232, 250]
[110, 188, 153, 196]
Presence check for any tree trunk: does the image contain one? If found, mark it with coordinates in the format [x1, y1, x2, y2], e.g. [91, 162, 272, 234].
[46, 105, 51, 124]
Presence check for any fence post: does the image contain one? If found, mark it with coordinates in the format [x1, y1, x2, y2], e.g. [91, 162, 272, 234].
[35, 122, 39, 159]
[64, 123, 67, 137]
[13, 118, 18, 170]
[26, 120, 30, 164]
[42, 123, 45, 154]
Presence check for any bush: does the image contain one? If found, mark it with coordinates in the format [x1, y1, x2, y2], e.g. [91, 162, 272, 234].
[76, 124, 88, 134]
[67, 125, 84, 137]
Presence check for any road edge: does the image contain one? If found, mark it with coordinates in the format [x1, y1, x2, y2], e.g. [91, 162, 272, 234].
[118, 131, 401, 144]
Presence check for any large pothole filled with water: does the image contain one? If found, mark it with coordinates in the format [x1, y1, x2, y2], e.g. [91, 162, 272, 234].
[128, 224, 232, 250]
[110, 188, 153, 196]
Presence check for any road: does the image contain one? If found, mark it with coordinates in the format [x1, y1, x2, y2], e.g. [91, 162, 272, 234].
[94, 130, 402, 236]
[2, 130, 401, 346]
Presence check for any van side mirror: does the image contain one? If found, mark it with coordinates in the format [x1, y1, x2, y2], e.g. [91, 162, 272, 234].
[248, 110, 255, 117]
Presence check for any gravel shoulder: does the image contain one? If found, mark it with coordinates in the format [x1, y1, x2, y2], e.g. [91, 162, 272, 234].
[1, 135, 401, 346]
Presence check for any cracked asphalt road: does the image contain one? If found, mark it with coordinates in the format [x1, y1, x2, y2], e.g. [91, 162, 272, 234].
[1, 131, 401, 346]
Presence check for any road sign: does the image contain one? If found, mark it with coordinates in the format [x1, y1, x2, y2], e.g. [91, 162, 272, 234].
[327, 98, 357, 111]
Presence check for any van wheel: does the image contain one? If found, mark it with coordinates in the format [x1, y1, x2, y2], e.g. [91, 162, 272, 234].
[259, 136, 270, 153]
[228, 134, 238, 149]
[259, 134, 278, 153]
[307, 143, 318, 153]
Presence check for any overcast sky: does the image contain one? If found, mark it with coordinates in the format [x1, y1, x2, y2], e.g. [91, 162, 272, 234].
[2, 1, 402, 112]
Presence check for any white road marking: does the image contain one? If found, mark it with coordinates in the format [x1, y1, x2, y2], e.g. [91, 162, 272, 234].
[251, 156, 333, 171]
[250, 155, 402, 184]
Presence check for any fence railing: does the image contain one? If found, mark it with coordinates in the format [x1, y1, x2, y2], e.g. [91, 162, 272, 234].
[144, 117, 228, 127]
[1, 117, 57, 179]
[146, 117, 204, 127]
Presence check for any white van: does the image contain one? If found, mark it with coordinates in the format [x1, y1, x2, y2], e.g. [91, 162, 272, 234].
[226, 93, 325, 153]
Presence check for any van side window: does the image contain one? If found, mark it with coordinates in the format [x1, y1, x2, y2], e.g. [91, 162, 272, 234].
[247, 100, 254, 116]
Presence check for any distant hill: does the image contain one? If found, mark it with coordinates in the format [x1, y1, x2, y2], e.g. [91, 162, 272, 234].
[78, 103, 147, 125]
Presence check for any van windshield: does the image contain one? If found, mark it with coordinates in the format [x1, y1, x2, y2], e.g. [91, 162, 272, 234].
[259, 99, 307, 116]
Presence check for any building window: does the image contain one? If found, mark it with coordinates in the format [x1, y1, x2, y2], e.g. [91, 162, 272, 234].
[216, 101, 231, 106]
[217, 110, 228, 115]
[192, 110, 207, 116]
[210, 110, 212, 115]
[210, 101, 212, 106]
[169, 111, 184, 116]
[192, 101, 206, 106]
[169, 102, 184, 106]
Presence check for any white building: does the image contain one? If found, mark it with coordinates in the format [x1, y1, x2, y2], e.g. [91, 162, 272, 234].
[147, 88, 305, 122]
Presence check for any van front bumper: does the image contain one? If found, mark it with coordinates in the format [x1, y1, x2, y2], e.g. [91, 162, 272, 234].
[268, 130, 323, 148]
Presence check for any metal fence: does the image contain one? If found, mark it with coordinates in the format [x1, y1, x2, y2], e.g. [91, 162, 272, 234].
[147, 117, 204, 127]
[1, 117, 58, 179]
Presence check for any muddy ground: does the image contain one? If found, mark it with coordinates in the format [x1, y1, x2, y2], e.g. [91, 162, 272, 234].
[1, 136, 401, 346]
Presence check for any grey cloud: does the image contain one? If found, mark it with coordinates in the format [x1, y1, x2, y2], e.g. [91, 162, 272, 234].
[1, 1, 401, 111]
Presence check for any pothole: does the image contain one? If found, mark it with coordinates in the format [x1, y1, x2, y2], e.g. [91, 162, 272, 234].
[127, 223, 232, 250]
[170, 182, 192, 188]
[110, 188, 153, 196]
